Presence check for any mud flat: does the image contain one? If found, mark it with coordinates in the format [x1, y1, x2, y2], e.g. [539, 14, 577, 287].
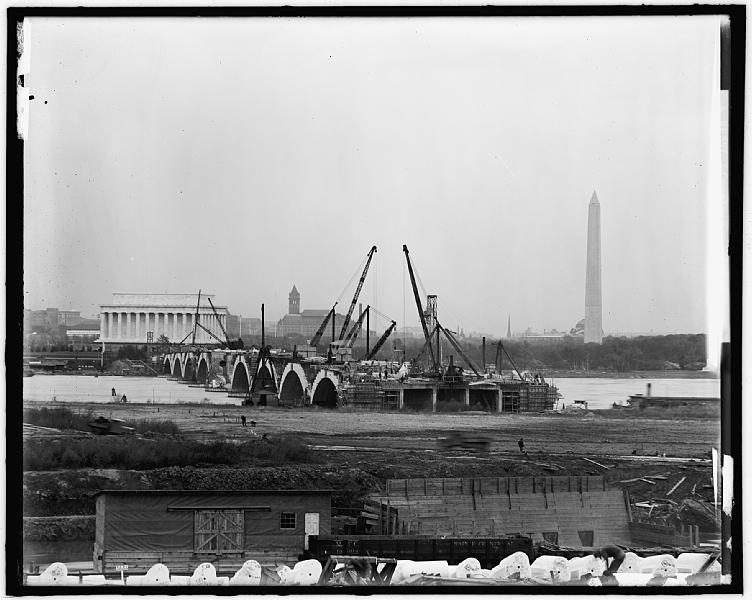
[21, 400, 718, 457]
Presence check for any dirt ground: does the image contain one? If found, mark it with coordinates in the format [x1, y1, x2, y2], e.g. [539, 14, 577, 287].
[47, 402, 717, 452]
[26, 401, 718, 502]
[22, 401, 720, 566]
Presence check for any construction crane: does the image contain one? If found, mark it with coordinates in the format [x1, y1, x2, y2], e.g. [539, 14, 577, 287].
[338, 245, 377, 341]
[344, 305, 369, 348]
[402, 245, 438, 373]
[495, 341, 524, 380]
[439, 325, 480, 376]
[310, 303, 338, 348]
[207, 297, 244, 350]
[191, 290, 201, 345]
[364, 320, 397, 361]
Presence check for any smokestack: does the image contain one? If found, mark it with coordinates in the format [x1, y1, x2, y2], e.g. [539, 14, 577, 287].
[482, 337, 486, 373]
[261, 304, 265, 347]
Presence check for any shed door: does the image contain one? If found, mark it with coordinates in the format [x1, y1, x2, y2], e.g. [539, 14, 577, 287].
[304, 512, 320, 535]
[194, 510, 244, 554]
[304, 513, 320, 551]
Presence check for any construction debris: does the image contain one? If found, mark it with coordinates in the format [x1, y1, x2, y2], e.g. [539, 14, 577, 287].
[582, 457, 609, 470]
[666, 477, 687, 497]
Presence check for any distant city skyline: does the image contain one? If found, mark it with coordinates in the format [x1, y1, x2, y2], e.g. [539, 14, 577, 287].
[23, 16, 723, 336]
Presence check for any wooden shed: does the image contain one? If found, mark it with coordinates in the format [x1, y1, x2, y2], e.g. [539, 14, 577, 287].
[93, 489, 331, 575]
[370, 476, 631, 547]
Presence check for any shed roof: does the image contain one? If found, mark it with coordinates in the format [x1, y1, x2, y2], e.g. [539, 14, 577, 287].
[95, 489, 334, 498]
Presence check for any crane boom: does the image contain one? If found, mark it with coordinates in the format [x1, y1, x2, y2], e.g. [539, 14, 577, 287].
[402, 245, 438, 372]
[195, 321, 227, 346]
[365, 321, 396, 360]
[310, 303, 338, 347]
[207, 297, 231, 346]
[344, 305, 369, 348]
[411, 324, 439, 367]
[338, 246, 377, 340]
[440, 324, 481, 376]
[500, 343, 525, 381]
[191, 290, 201, 345]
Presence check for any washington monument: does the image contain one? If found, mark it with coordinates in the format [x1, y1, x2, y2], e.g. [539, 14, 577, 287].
[584, 191, 603, 344]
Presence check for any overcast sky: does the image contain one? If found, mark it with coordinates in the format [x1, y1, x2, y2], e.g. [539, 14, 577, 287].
[23, 15, 721, 336]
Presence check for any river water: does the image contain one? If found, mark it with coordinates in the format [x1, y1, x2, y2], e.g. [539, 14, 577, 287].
[22, 375, 245, 406]
[552, 377, 719, 410]
[22, 374, 720, 410]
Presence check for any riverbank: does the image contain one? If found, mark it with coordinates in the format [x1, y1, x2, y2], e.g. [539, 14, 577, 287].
[545, 369, 717, 379]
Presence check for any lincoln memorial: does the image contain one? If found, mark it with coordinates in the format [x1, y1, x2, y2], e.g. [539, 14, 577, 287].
[99, 293, 228, 344]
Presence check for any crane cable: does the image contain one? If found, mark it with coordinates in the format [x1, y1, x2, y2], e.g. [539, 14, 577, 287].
[334, 252, 370, 305]
[402, 257, 407, 359]
[409, 252, 429, 300]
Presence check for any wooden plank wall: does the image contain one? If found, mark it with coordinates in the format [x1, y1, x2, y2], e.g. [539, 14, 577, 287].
[628, 522, 692, 547]
[375, 476, 627, 548]
[386, 476, 606, 497]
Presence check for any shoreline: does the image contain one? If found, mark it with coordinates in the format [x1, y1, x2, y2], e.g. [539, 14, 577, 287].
[27, 369, 719, 380]
[544, 370, 717, 379]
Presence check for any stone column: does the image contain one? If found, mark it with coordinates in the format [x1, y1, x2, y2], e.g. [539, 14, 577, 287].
[172, 312, 179, 341]
[100, 313, 106, 339]
[432, 387, 437, 413]
[108, 313, 114, 341]
[126, 312, 132, 342]
[497, 388, 503, 413]
[399, 388, 404, 410]
[464, 387, 470, 406]
[135, 312, 141, 341]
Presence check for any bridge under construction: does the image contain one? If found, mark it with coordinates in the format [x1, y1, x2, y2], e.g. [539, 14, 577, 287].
[160, 244, 558, 413]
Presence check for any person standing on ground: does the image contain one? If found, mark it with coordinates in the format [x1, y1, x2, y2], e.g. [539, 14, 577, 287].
[121, 394, 127, 404]
[241, 415, 247, 427]
[111, 387, 116, 397]
[518, 438, 525, 453]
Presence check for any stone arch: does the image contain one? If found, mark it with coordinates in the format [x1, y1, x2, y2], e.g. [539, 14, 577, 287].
[254, 364, 277, 392]
[254, 355, 279, 384]
[311, 371, 340, 408]
[163, 356, 172, 374]
[231, 361, 250, 393]
[171, 357, 182, 378]
[184, 357, 195, 381]
[196, 357, 208, 384]
[279, 363, 310, 405]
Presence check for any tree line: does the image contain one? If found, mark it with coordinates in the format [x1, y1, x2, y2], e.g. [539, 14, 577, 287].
[382, 334, 707, 373]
